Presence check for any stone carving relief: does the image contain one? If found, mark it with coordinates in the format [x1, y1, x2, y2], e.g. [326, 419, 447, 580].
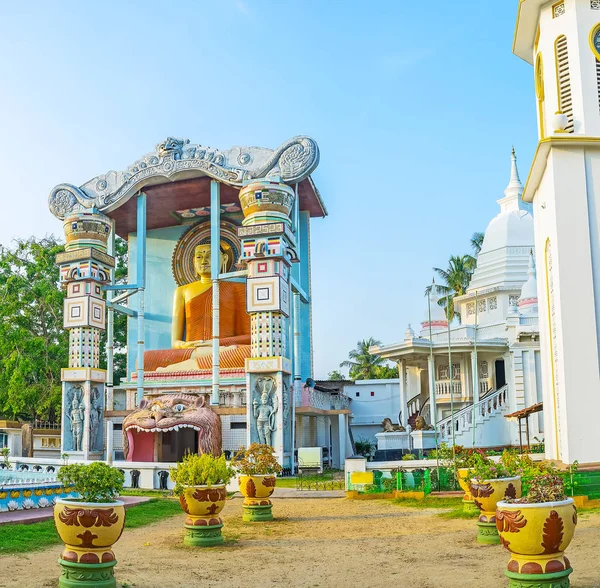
[89, 387, 103, 451]
[65, 385, 85, 451]
[252, 377, 278, 446]
[49, 136, 320, 220]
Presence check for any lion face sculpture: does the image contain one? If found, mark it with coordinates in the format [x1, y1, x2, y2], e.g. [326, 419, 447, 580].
[123, 394, 221, 461]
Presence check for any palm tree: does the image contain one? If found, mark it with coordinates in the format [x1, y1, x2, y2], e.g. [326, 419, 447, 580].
[427, 255, 476, 323]
[340, 338, 386, 380]
[471, 232, 484, 256]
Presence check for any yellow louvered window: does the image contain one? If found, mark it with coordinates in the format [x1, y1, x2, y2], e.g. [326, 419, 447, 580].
[555, 36, 574, 132]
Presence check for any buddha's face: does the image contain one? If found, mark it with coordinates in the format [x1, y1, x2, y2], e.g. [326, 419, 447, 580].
[194, 245, 212, 277]
[193, 244, 227, 278]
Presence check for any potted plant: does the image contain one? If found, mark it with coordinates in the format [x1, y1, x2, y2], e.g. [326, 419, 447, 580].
[171, 453, 235, 547]
[54, 462, 125, 587]
[233, 443, 282, 522]
[496, 472, 576, 587]
[454, 447, 486, 513]
[469, 451, 522, 545]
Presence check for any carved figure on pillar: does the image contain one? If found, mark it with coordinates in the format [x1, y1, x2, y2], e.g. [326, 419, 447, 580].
[68, 393, 85, 452]
[253, 377, 278, 445]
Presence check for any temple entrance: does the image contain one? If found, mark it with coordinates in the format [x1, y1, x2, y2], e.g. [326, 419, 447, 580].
[495, 359, 506, 389]
[159, 429, 198, 462]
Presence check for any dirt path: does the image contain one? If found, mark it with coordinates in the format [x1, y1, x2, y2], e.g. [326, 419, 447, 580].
[1, 498, 600, 588]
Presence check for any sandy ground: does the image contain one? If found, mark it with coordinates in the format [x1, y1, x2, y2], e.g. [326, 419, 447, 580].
[1, 497, 600, 588]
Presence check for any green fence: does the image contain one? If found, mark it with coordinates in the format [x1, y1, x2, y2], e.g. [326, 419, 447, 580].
[347, 469, 432, 495]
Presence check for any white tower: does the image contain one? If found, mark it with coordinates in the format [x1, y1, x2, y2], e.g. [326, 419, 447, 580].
[514, 0, 600, 464]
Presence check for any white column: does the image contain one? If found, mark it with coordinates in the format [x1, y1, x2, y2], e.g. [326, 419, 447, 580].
[338, 413, 346, 466]
[398, 360, 407, 427]
[427, 355, 437, 428]
[106, 420, 113, 465]
[471, 351, 480, 406]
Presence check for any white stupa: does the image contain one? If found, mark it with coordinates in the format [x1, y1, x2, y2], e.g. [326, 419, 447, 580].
[467, 149, 534, 293]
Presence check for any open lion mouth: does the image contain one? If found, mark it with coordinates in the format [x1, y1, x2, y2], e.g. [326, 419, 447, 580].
[125, 424, 203, 433]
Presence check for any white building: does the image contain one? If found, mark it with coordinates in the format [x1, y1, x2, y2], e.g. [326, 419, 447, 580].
[345, 379, 401, 443]
[371, 151, 544, 450]
[514, 0, 600, 466]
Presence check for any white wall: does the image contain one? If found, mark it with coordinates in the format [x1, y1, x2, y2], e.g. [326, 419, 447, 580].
[345, 379, 400, 443]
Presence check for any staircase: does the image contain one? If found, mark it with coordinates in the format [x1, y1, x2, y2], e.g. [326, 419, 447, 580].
[436, 385, 509, 446]
[407, 394, 421, 428]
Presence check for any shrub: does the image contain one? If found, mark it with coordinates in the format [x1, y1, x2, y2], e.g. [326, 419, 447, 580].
[402, 454, 416, 461]
[170, 453, 235, 496]
[508, 473, 567, 504]
[233, 443, 283, 476]
[57, 462, 124, 503]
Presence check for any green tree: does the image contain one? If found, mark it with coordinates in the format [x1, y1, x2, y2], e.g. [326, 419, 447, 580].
[327, 370, 345, 381]
[0, 237, 67, 421]
[429, 255, 476, 323]
[372, 364, 399, 379]
[340, 338, 390, 380]
[0, 236, 130, 422]
[471, 231, 484, 256]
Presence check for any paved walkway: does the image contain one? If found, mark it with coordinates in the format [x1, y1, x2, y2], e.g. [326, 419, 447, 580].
[270, 488, 345, 499]
[0, 495, 151, 525]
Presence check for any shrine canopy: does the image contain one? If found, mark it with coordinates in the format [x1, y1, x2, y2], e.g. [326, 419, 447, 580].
[48, 136, 326, 238]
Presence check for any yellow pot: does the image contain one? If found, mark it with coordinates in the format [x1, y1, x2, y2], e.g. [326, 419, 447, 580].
[496, 498, 576, 576]
[457, 468, 473, 500]
[238, 474, 276, 506]
[179, 484, 227, 524]
[470, 476, 522, 523]
[53, 498, 126, 564]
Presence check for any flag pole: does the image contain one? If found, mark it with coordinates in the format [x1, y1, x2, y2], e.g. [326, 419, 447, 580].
[427, 285, 440, 490]
[447, 292, 455, 461]
[472, 291, 479, 448]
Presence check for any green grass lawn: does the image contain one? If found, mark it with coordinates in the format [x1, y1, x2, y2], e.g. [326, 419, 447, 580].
[392, 496, 464, 509]
[0, 498, 182, 555]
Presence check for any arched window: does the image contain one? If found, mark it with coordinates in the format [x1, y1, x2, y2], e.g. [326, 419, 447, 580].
[535, 53, 546, 138]
[555, 35, 574, 132]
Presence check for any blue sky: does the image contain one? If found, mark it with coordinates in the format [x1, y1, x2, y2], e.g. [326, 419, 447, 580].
[0, 1, 537, 378]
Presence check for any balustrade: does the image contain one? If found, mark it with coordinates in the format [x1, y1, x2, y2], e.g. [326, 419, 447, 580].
[435, 381, 463, 396]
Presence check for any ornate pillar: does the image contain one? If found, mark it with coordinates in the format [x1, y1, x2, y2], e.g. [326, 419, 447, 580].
[57, 211, 114, 460]
[238, 179, 295, 456]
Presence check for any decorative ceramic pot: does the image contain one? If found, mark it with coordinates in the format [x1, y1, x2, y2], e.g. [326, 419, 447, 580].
[238, 474, 276, 522]
[53, 497, 125, 588]
[456, 468, 478, 513]
[496, 498, 577, 587]
[470, 476, 522, 545]
[178, 484, 227, 547]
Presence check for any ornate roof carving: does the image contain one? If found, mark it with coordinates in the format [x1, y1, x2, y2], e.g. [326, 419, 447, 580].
[48, 135, 320, 220]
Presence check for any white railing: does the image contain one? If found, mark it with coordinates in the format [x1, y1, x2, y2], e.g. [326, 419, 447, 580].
[437, 385, 508, 440]
[435, 381, 463, 396]
[300, 387, 351, 411]
[479, 380, 490, 396]
[407, 394, 421, 416]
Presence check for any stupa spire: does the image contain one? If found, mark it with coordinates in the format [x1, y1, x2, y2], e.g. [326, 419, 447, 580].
[498, 147, 524, 213]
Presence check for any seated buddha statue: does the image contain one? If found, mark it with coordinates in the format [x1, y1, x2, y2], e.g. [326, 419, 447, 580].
[144, 243, 251, 373]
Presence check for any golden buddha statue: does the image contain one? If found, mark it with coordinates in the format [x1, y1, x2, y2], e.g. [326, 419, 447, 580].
[144, 243, 251, 372]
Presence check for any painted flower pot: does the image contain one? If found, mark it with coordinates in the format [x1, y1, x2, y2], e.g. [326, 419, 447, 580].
[239, 474, 276, 522]
[496, 498, 577, 587]
[54, 497, 125, 588]
[457, 468, 478, 513]
[179, 484, 227, 547]
[470, 476, 521, 545]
